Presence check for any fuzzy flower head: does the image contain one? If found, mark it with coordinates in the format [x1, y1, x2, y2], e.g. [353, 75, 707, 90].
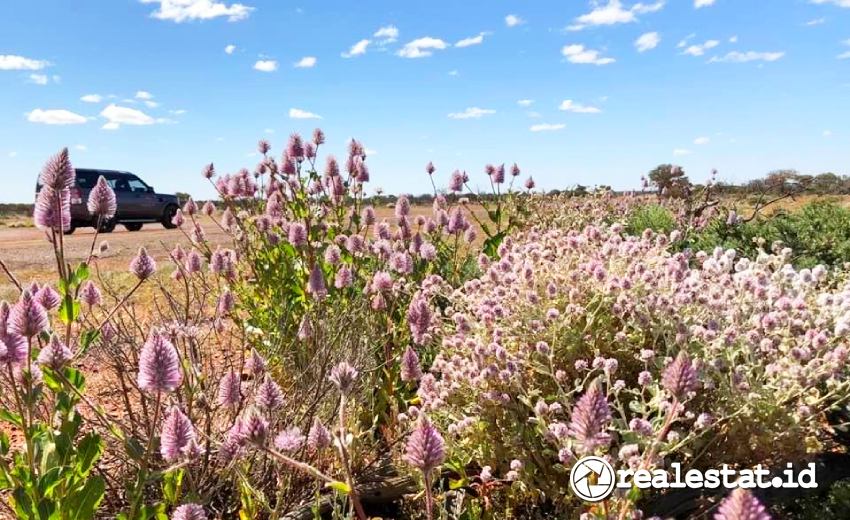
[329, 361, 358, 396]
[137, 331, 183, 394]
[400, 346, 422, 382]
[35, 285, 61, 311]
[130, 247, 157, 280]
[160, 407, 197, 462]
[172, 503, 207, 520]
[39, 148, 75, 191]
[714, 489, 772, 520]
[274, 426, 305, 452]
[37, 334, 73, 369]
[80, 281, 102, 307]
[87, 176, 117, 219]
[307, 417, 331, 451]
[568, 381, 612, 454]
[662, 351, 698, 400]
[255, 375, 284, 410]
[9, 289, 48, 338]
[34, 187, 71, 232]
[307, 263, 327, 301]
[217, 370, 242, 408]
[404, 417, 445, 474]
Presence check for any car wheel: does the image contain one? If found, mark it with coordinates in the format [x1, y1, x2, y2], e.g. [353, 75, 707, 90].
[98, 218, 117, 233]
[124, 223, 143, 232]
[63, 225, 76, 235]
[161, 204, 178, 229]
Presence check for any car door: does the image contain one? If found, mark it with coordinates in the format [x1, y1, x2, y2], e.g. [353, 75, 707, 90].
[126, 175, 157, 219]
[106, 173, 135, 220]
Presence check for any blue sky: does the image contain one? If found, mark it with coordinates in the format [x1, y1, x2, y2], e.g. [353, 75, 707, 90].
[0, 0, 848, 202]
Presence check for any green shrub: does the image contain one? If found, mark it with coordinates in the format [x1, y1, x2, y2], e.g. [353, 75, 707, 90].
[625, 203, 677, 235]
[687, 201, 850, 268]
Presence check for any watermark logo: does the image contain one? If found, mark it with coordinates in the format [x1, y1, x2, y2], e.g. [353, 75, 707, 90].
[569, 457, 818, 502]
[569, 456, 616, 502]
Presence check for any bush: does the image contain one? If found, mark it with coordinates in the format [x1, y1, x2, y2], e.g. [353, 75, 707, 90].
[625, 203, 677, 235]
[689, 201, 850, 269]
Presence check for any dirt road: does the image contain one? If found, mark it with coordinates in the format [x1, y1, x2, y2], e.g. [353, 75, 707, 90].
[0, 219, 228, 285]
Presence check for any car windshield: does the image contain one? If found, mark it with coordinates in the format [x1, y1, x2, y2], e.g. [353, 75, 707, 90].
[107, 175, 148, 193]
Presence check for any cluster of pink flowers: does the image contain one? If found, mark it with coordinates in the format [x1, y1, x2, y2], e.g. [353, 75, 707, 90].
[418, 220, 850, 515]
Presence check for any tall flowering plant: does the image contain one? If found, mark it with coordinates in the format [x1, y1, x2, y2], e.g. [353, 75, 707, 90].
[0, 149, 123, 519]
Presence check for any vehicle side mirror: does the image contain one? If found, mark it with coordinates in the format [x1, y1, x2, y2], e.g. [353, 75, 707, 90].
[147, 186, 154, 193]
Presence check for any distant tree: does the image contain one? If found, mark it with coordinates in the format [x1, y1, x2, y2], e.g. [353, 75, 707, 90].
[175, 192, 191, 203]
[648, 164, 690, 198]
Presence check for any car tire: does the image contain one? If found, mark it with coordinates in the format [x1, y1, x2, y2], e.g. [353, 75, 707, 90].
[124, 223, 143, 232]
[63, 226, 76, 235]
[161, 204, 178, 229]
[98, 218, 117, 233]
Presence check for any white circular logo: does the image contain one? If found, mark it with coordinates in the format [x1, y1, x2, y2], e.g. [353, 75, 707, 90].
[570, 456, 616, 502]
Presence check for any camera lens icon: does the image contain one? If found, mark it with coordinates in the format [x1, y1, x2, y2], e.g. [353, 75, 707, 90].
[570, 456, 616, 502]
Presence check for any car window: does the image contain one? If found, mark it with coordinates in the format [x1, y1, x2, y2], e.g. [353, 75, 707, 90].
[75, 171, 98, 189]
[127, 178, 148, 193]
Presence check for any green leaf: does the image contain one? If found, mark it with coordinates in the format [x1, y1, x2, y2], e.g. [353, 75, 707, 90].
[0, 431, 9, 456]
[124, 436, 145, 461]
[0, 409, 23, 428]
[66, 476, 105, 520]
[64, 368, 86, 393]
[74, 433, 103, 478]
[59, 298, 81, 325]
[37, 466, 63, 497]
[161, 468, 184, 505]
[325, 481, 351, 495]
[78, 330, 101, 356]
[72, 263, 90, 286]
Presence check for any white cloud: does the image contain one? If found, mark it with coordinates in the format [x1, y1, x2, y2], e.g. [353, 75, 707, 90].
[568, 1, 664, 31]
[0, 54, 48, 70]
[170, 109, 187, 115]
[294, 56, 317, 68]
[447, 107, 496, 119]
[810, 0, 850, 7]
[677, 33, 696, 48]
[823, 129, 833, 137]
[729, 35, 738, 43]
[144, 100, 159, 108]
[448, 69, 459, 76]
[8, 152, 17, 158]
[635, 32, 661, 52]
[694, 0, 716, 8]
[673, 148, 692, 156]
[682, 39, 719, 56]
[100, 104, 155, 129]
[135, 90, 154, 100]
[374, 25, 399, 44]
[505, 14, 524, 27]
[455, 33, 486, 48]
[342, 39, 370, 58]
[562, 44, 615, 65]
[289, 108, 322, 119]
[517, 99, 534, 107]
[805, 17, 826, 26]
[364, 148, 378, 156]
[81, 94, 102, 103]
[225, 44, 236, 54]
[709, 50, 785, 63]
[839, 51, 850, 59]
[694, 136, 710, 145]
[398, 37, 448, 58]
[559, 100, 601, 113]
[27, 109, 87, 125]
[74, 144, 88, 151]
[140, 0, 253, 23]
[253, 59, 278, 72]
[530, 123, 566, 132]
[29, 74, 48, 85]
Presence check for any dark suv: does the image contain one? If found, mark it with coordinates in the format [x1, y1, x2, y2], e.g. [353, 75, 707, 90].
[39, 169, 180, 234]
